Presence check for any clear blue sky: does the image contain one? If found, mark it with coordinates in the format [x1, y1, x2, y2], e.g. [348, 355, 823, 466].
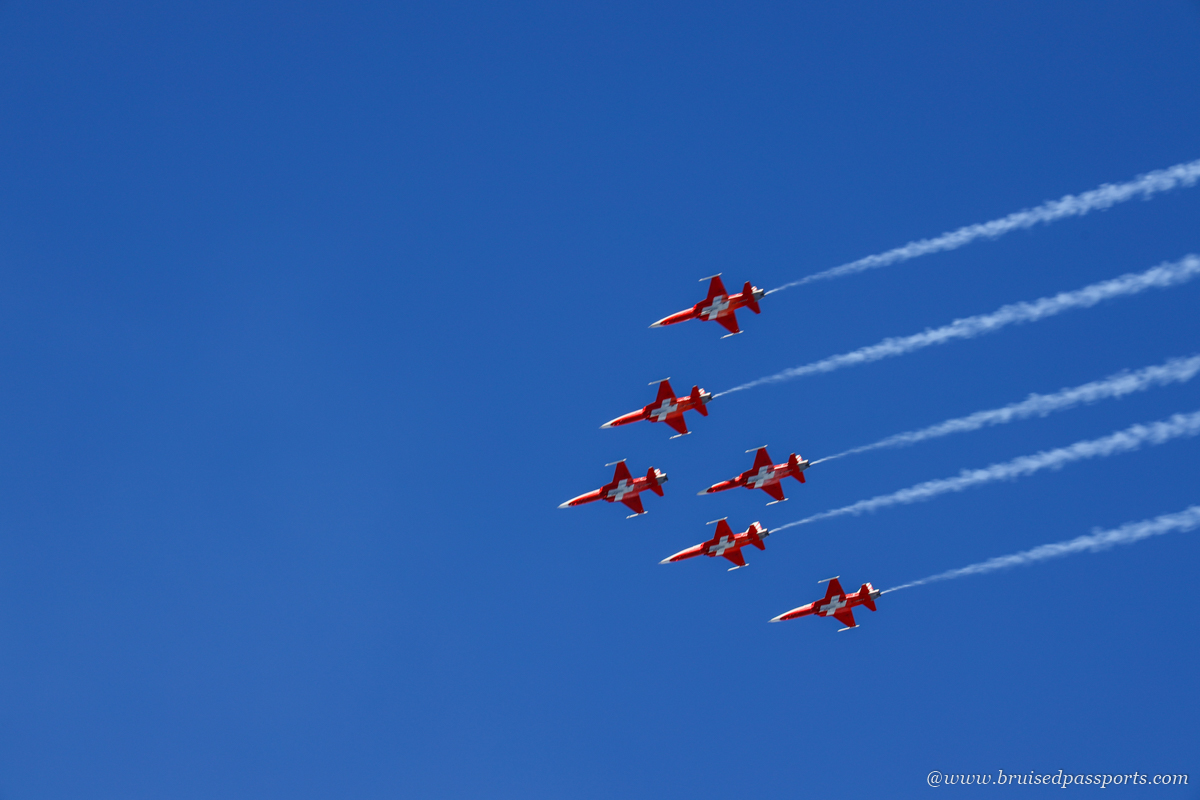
[1, 2, 1199, 797]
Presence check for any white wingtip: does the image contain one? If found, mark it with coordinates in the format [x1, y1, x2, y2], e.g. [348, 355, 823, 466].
[727, 564, 748, 571]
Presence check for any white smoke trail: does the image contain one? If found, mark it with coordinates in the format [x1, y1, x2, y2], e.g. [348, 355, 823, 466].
[770, 158, 1200, 293]
[812, 355, 1200, 464]
[716, 255, 1200, 397]
[773, 410, 1200, 533]
[883, 505, 1200, 593]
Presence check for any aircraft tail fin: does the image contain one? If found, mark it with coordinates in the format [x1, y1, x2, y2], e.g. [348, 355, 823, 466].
[788, 453, 807, 483]
[748, 523, 767, 550]
[860, 583, 877, 611]
[646, 467, 664, 496]
[742, 281, 761, 314]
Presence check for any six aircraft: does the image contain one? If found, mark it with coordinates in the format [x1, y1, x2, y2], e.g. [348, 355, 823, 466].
[560, 275, 876, 631]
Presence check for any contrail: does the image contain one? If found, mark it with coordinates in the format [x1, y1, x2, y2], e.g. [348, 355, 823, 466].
[773, 410, 1200, 533]
[811, 354, 1200, 465]
[883, 505, 1200, 593]
[716, 255, 1200, 397]
[770, 158, 1200, 293]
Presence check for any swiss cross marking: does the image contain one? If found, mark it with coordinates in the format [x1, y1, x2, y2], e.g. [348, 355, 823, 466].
[607, 479, 634, 501]
[708, 535, 735, 556]
[701, 296, 730, 319]
[749, 465, 777, 488]
[650, 401, 678, 421]
[819, 596, 846, 616]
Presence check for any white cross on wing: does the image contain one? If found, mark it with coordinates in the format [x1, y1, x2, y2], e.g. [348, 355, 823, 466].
[650, 401, 678, 421]
[700, 297, 730, 319]
[819, 596, 846, 616]
[708, 535, 735, 556]
[607, 479, 634, 501]
[749, 466, 776, 488]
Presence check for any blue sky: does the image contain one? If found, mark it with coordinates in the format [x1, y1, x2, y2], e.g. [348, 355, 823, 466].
[1, 2, 1199, 797]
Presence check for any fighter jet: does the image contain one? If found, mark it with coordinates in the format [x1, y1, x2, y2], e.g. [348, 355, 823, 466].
[659, 518, 769, 570]
[558, 460, 668, 517]
[699, 446, 810, 504]
[769, 577, 882, 631]
[650, 274, 765, 337]
[601, 378, 712, 438]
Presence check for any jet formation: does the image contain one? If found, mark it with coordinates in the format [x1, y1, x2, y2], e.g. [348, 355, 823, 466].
[560, 274, 880, 632]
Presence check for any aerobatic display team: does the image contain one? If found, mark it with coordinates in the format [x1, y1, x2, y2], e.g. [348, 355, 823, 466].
[558, 158, 1200, 632]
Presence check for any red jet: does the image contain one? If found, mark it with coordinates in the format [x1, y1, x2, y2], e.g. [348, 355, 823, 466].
[660, 518, 769, 570]
[601, 378, 713, 438]
[699, 446, 811, 504]
[558, 460, 668, 517]
[769, 577, 882, 631]
[650, 274, 766, 337]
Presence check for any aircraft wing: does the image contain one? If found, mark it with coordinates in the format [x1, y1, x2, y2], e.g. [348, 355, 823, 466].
[654, 379, 676, 402]
[611, 461, 633, 483]
[833, 608, 857, 628]
[705, 275, 728, 300]
[761, 482, 785, 503]
[621, 494, 645, 515]
[721, 549, 746, 568]
[824, 578, 845, 600]
[664, 415, 689, 435]
[714, 311, 741, 334]
[751, 447, 773, 470]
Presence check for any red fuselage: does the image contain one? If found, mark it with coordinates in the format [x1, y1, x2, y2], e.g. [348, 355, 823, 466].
[661, 520, 768, 569]
[602, 382, 712, 436]
[651, 276, 765, 336]
[770, 578, 882, 629]
[702, 448, 810, 503]
[559, 462, 668, 516]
